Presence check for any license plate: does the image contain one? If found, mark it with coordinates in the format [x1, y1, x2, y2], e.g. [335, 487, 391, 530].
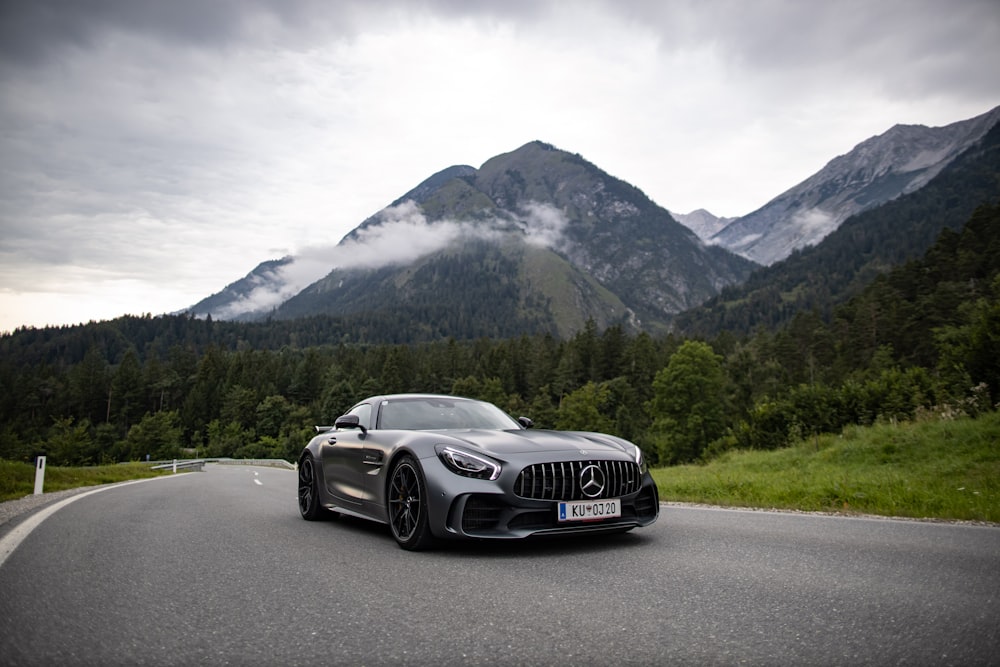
[558, 499, 621, 522]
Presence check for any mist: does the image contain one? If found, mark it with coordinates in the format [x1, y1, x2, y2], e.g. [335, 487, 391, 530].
[214, 200, 569, 318]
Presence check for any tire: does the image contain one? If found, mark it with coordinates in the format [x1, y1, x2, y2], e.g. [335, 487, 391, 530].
[387, 455, 434, 550]
[298, 455, 327, 521]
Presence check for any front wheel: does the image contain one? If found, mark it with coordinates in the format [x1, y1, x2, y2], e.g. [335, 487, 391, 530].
[298, 455, 327, 521]
[387, 456, 434, 550]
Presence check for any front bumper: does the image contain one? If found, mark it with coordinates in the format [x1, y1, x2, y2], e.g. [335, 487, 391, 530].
[420, 456, 660, 540]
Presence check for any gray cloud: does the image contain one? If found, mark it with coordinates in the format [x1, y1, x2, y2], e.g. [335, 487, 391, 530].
[0, 0, 358, 65]
[7, 0, 996, 92]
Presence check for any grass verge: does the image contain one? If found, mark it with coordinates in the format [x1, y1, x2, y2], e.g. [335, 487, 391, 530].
[651, 411, 1000, 523]
[0, 461, 171, 503]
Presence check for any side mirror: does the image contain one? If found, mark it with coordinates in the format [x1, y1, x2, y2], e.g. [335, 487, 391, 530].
[517, 416, 534, 429]
[335, 414, 367, 434]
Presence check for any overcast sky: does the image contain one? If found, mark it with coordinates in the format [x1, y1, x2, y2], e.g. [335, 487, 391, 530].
[1, 0, 998, 332]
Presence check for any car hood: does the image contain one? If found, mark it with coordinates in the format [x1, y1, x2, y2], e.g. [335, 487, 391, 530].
[432, 428, 632, 458]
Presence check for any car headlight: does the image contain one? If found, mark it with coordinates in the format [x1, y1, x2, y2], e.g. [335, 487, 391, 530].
[435, 445, 501, 481]
[634, 446, 648, 474]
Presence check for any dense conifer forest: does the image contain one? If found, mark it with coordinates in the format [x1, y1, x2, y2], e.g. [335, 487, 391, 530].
[1, 205, 997, 467]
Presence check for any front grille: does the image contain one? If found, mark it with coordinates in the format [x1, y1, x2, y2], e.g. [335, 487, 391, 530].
[514, 460, 641, 501]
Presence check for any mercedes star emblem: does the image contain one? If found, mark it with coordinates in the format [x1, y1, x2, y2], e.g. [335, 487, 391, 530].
[579, 464, 606, 498]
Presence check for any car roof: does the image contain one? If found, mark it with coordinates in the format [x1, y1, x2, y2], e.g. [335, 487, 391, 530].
[368, 393, 478, 403]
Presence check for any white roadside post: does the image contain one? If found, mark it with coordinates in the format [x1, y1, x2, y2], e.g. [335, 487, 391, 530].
[172, 459, 177, 474]
[33, 456, 47, 495]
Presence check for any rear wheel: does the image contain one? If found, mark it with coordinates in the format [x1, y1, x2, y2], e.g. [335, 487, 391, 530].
[387, 456, 434, 550]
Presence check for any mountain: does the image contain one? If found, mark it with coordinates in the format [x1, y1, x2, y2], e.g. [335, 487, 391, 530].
[670, 209, 735, 240]
[186, 257, 295, 321]
[388, 164, 478, 207]
[189, 107, 1000, 342]
[711, 105, 1000, 265]
[191, 141, 756, 338]
[674, 115, 1000, 338]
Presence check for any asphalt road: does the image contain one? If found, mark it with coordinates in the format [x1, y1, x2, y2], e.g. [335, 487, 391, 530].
[0, 464, 997, 666]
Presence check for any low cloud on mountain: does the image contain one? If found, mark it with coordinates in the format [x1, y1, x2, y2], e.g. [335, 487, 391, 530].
[212, 200, 570, 318]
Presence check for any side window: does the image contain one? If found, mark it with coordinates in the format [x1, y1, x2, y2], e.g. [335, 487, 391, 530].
[348, 403, 372, 430]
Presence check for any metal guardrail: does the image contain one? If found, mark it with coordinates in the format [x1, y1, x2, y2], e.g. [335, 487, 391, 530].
[211, 458, 297, 470]
[142, 458, 296, 471]
[151, 459, 205, 472]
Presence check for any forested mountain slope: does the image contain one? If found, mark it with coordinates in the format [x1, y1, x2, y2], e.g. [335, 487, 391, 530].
[675, 119, 1000, 338]
[191, 141, 756, 337]
[709, 105, 1000, 265]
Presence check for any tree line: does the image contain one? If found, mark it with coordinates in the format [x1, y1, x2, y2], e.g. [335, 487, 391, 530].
[1, 205, 997, 467]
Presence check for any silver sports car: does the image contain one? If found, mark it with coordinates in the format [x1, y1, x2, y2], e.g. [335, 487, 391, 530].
[297, 393, 659, 549]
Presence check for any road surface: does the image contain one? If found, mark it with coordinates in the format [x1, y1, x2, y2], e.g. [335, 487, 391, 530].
[1, 464, 997, 665]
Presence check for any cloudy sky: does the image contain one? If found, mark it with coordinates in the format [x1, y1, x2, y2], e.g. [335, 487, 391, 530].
[1, 0, 998, 332]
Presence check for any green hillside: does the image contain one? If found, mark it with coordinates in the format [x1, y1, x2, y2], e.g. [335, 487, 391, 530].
[653, 410, 1000, 523]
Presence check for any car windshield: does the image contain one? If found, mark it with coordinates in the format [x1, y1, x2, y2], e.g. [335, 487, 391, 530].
[377, 397, 521, 431]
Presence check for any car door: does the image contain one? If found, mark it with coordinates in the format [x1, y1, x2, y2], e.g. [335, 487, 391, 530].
[320, 403, 371, 505]
[358, 399, 396, 506]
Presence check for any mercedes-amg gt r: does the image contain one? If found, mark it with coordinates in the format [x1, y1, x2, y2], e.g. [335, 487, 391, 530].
[297, 393, 659, 549]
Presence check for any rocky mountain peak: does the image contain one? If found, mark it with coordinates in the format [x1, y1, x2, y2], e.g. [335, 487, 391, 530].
[710, 105, 1000, 265]
[671, 209, 736, 241]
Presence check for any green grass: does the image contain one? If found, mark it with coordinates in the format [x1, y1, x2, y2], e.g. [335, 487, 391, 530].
[652, 410, 1000, 523]
[0, 461, 171, 503]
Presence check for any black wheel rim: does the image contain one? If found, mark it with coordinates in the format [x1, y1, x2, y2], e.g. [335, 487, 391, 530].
[388, 462, 421, 541]
[298, 458, 315, 515]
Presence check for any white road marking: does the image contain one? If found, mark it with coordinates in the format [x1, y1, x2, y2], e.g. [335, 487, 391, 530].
[254, 471, 263, 486]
